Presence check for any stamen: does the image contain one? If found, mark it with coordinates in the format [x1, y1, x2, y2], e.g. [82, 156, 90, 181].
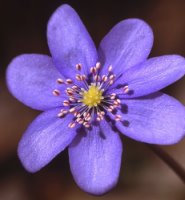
[94, 75, 100, 82]
[69, 97, 76, 102]
[57, 112, 65, 118]
[90, 67, 97, 74]
[69, 107, 76, 113]
[76, 74, 82, 81]
[76, 63, 82, 71]
[109, 80, 114, 85]
[102, 75, 108, 82]
[66, 89, 73, 96]
[63, 100, 70, 106]
[113, 99, 121, 106]
[110, 93, 116, 100]
[81, 74, 86, 80]
[83, 121, 90, 128]
[76, 117, 84, 124]
[108, 65, 112, 72]
[52, 89, 60, 96]
[96, 116, 101, 121]
[123, 85, 129, 94]
[66, 79, 73, 84]
[54, 62, 122, 128]
[109, 74, 115, 80]
[57, 109, 68, 118]
[57, 78, 64, 84]
[72, 85, 79, 90]
[68, 122, 76, 128]
[95, 62, 101, 70]
[115, 115, 122, 121]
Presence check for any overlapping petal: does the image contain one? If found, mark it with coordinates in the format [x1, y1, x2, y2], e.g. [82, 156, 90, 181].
[18, 108, 78, 173]
[99, 18, 153, 76]
[112, 55, 185, 98]
[69, 120, 122, 195]
[47, 4, 98, 79]
[6, 54, 65, 111]
[110, 93, 185, 144]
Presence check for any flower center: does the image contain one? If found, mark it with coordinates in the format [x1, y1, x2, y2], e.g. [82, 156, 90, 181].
[52, 62, 129, 128]
[82, 85, 103, 107]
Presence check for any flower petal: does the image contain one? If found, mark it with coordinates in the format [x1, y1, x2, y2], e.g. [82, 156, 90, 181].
[112, 55, 185, 98]
[99, 18, 153, 76]
[111, 93, 185, 144]
[47, 4, 98, 79]
[69, 120, 122, 195]
[18, 108, 78, 172]
[6, 54, 66, 111]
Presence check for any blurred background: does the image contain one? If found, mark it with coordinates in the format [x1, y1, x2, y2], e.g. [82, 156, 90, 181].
[0, 0, 185, 199]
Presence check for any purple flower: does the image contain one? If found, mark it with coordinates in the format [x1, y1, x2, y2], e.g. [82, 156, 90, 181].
[6, 4, 185, 195]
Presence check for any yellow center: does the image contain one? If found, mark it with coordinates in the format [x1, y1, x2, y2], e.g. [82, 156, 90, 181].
[82, 85, 103, 107]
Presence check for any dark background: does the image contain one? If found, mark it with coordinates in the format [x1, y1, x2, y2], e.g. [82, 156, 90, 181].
[0, 0, 185, 199]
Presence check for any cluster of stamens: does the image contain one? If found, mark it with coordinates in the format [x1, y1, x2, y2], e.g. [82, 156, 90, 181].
[52, 62, 129, 128]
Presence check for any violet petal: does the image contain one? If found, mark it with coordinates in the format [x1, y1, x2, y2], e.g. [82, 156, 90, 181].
[69, 120, 122, 195]
[47, 4, 98, 79]
[7, 54, 65, 111]
[18, 108, 78, 172]
[111, 93, 185, 144]
[99, 18, 153, 76]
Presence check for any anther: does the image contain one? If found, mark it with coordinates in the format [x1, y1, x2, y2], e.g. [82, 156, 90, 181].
[66, 90, 73, 96]
[114, 99, 121, 106]
[85, 115, 91, 121]
[57, 112, 65, 118]
[77, 113, 81, 118]
[69, 97, 76, 102]
[57, 109, 68, 118]
[109, 74, 115, 80]
[81, 74, 86, 80]
[107, 108, 113, 112]
[63, 100, 70, 106]
[66, 79, 73, 84]
[76, 63, 82, 71]
[115, 115, 122, 121]
[57, 78, 64, 84]
[95, 62, 101, 70]
[83, 112, 88, 118]
[94, 75, 100, 82]
[76, 118, 84, 124]
[76, 74, 82, 81]
[109, 105, 114, 110]
[74, 111, 79, 117]
[52, 89, 60, 96]
[109, 80, 114, 85]
[101, 111, 105, 115]
[102, 75, 108, 82]
[83, 122, 90, 128]
[96, 116, 101, 121]
[90, 67, 97, 74]
[108, 65, 112, 72]
[123, 85, 129, 94]
[110, 93, 116, 100]
[68, 122, 76, 128]
[116, 99, 121, 104]
[60, 109, 68, 114]
[69, 107, 76, 113]
[100, 115, 104, 120]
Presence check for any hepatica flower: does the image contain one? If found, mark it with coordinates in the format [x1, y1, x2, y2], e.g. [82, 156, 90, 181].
[6, 4, 185, 195]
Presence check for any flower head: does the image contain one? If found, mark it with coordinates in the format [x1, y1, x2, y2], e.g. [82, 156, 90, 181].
[6, 4, 185, 195]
